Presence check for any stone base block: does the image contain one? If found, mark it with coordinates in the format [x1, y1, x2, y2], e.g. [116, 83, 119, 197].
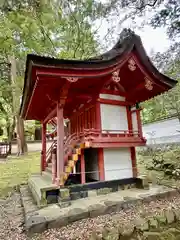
[59, 188, 70, 201]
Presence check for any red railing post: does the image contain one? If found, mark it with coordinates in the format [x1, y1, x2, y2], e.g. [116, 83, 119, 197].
[52, 148, 56, 184]
[81, 149, 85, 184]
[41, 122, 46, 172]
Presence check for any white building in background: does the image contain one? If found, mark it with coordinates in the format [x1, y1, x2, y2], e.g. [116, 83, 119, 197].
[142, 117, 180, 145]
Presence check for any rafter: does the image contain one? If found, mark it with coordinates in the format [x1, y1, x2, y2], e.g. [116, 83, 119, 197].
[132, 54, 168, 90]
[43, 107, 57, 124]
[126, 77, 167, 100]
[100, 75, 126, 95]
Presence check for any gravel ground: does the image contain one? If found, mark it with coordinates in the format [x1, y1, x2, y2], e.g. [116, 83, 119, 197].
[0, 192, 180, 240]
[0, 192, 26, 240]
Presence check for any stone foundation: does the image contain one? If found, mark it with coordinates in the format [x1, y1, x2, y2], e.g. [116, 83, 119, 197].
[60, 177, 145, 203]
[20, 183, 180, 235]
[89, 206, 180, 239]
[28, 176, 148, 207]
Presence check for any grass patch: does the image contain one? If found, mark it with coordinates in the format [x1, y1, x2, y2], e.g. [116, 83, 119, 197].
[137, 147, 180, 188]
[0, 152, 40, 198]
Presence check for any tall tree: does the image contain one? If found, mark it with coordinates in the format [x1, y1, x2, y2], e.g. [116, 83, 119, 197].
[0, 0, 111, 153]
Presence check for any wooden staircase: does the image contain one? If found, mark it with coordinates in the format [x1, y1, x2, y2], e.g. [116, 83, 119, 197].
[45, 130, 88, 186]
[60, 143, 83, 185]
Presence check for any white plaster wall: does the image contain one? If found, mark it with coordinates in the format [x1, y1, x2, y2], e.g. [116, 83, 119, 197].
[132, 112, 138, 131]
[103, 148, 133, 180]
[99, 94, 125, 101]
[100, 104, 128, 132]
[131, 106, 136, 111]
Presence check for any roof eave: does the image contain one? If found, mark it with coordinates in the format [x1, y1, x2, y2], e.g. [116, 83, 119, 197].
[19, 60, 33, 119]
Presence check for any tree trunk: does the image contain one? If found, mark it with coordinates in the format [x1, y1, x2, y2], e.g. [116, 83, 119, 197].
[177, 113, 180, 123]
[6, 116, 16, 154]
[16, 115, 27, 155]
[35, 127, 42, 140]
[34, 120, 42, 140]
[9, 56, 28, 155]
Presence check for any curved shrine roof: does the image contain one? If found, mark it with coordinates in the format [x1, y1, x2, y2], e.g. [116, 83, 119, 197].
[20, 28, 177, 121]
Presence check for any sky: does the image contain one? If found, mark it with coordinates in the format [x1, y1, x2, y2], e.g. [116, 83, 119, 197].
[98, 1, 171, 55]
[98, 22, 170, 55]
[131, 26, 170, 54]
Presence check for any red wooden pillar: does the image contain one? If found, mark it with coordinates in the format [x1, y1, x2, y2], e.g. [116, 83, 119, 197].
[56, 102, 64, 185]
[98, 148, 105, 181]
[89, 107, 92, 128]
[84, 110, 87, 129]
[81, 149, 85, 184]
[127, 106, 137, 177]
[79, 114, 81, 132]
[96, 101, 104, 180]
[130, 147, 137, 177]
[77, 115, 79, 133]
[76, 115, 78, 133]
[41, 122, 46, 172]
[82, 111, 84, 130]
[68, 121, 71, 136]
[52, 148, 56, 184]
[87, 108, 90, 128]
[126, 106, 133, 134]
[71, 117, 74, 134]
[96, 102, 101, 130]
[92, 106, 95, 128]
[136, 109, 143, 137]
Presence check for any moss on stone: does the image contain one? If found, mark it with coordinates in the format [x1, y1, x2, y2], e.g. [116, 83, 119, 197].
[149, 218, 158, 229]
[96, 188, 112, 195]
[59, 188, 70, 200]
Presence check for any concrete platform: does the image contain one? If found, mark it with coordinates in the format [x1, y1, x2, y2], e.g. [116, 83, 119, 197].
[28, 175, 146, 208]
[28, 174, 60, 207]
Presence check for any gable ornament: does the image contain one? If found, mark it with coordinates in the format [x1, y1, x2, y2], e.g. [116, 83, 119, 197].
[128, 58, 136, 71]
[112, 69, 120, 83]
[65, 77, 79, 82]
[144, 77, 153, 90]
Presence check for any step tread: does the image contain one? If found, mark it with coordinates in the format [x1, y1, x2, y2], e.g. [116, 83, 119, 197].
[29, 174, 58, 191]
[46, 166, 52, 173]
[28, 174, 59, 207]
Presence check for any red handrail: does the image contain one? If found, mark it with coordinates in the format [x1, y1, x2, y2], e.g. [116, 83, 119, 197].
[46, 140, 57, 163]
[46, 128, 143, 163]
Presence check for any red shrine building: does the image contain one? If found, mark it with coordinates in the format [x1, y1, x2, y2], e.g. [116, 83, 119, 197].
[20, 29, 177, 188]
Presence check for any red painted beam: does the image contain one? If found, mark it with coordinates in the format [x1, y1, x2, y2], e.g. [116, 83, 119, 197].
[90, 142, 146, 148]
[91, 137, 145, 143]
[97, 98, 129, 106]
[101, 89, 126, 96]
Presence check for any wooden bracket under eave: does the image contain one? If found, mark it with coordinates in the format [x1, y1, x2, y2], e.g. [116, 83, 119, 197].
[58, 81, 71, 107]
